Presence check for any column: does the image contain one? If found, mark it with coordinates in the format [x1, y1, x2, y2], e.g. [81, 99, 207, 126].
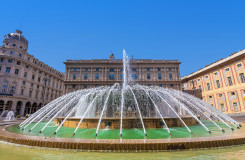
[20, 101, 26, 117]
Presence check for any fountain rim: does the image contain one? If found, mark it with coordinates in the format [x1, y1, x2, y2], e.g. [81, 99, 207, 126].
[1, 123, 245, 151]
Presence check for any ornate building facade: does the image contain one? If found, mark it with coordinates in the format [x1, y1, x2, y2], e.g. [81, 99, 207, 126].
[64, 54, 181, 94]
[0, 30, 64, 116]
[182, 50, 245, 115]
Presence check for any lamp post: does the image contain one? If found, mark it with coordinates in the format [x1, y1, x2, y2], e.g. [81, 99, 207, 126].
[42, 77, 49, 107]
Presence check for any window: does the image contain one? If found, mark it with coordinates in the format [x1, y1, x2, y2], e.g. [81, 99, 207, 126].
[237, 64, 242, 67]
[84, 84, 87, 88]
[72, 84, 76, 88]
[8, 59, 12, 63]
[198, 79, 200, 81]
[24, 72, 27, 78]
[221, 104, 225, 112]
[216, 80, 220, 88]
[15, 69, 19, 75]
[219, 94, 222, 97]
[96, 68, 100, 71]
[214, 72, 218, 75]
[84, 74, 88, 80]
[157, 68, 161, 71]
[170, 84, 174, 87]
[32, 75, 35, 80]
[19, 53, 22, 57]
[13, 44, 16, 46]
[0, 66, 1, 71]
[199, 85, 202, 91]
[228, 77, 233, 86]
[17, 61, 21, 65]
[158, 74, 162, 80]
[168, 68, 172, 71]
[109, 74, 115, 80]
[225, 68, 230, 71]
[0, 58, 3, 62]
[26, 65, 29, 69]
[206, 76, 208, 78]
[169, 74, 173, 80]
[6, 67, 11, 73]
[84, 68, 88, 71]
[132, 68, 137, 72]
[207, 83, 211, 90]
[131, 74, 137, 80]
[239, 73, 245, 83]
[96, 74, 99, 80]
[120, 74, 123, 80]
[31, 83, 33, 87]
[22, 81, 26, 85]
[147, 84, 151, 86]
[147, 74, 151, 80]
[38, 77, 41, 82]
[109, 68, 115, 72]
[73, 74, 76, 80]
[73, 68, 77, 71]
[146, 68, 150, 71]
[231, 92, 235, 96]
[209, 96, 212, 98]
[10, 51, 14, 55]
[29, 91, 32, 98]
[233, 102, 238, 112]
[20, 89, 24, 95]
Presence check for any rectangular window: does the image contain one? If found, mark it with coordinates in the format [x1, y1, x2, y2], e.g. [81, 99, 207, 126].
[38, 77, 41, 82]
[22, 81, 26, 85]
[219, 94, 222, 97]
[72, 84, 76, 88]
[147, 74, 151, 80]
[96, 74, 99, 80]
[109, 74, 115, 80]
[73, 74, 76, 80]
[233, 102, 238, 112]
[84, 74, 88, 80]
[146, 68, 150, 71]
[84, 68, 88, 71]
[216, 80, 220, 88]
[239, 73, 245, 83]
[6, 67, 11, 73]
[147, 84, 151, 86]
[20, 89, 24, 95]
[29, 91, 32, 98]
[19, 53, 22, 57]
[32, 75, 35, 80]
[8, 59, 12, 63]
[158, 74, 162, 79]
[96, 68, 99, 71]
[237, 64, 242, 67]
[73, 68, 77, 71]
[109, 68, 115, 72]
[170, 84, 174, 87]
[0, 58, 3, 62]
[132, 68, 137, 72]
[158, 84, 163, 87]
[24, 72, 27, 78]
[157, 68, 161, 71]
[207, 83, 211, 90]
[0, 66, 1, 71]
[199, 85, 202, 91]
[168, 68, 172, 71]
[26, 65, 29, 68]
[169, 74, 173, 80]
[15, 69, 19, 75]
[225, 68, 229, 71]
[84, 84, 87, 88]
[10, 51, 14, 55]
[221, 103, 225, 112]
[120, 74, 123, 80]
[131, 74, 137, 80]
[228, 77, 233, 86]
[17, 61, 21, 65]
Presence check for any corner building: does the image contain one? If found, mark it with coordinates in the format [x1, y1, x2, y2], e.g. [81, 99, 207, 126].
[182, 50, 245, 115]
[64, 54, 181, 94]
[0, 30, 64, 116]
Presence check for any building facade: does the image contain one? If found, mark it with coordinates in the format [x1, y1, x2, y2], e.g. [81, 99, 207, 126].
[64, 54, 181, 94]
[182, 50, 245, 115]
[0, 30, 64, 117]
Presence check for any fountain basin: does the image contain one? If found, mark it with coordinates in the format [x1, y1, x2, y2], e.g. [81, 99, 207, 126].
[54, 116, 198, 129]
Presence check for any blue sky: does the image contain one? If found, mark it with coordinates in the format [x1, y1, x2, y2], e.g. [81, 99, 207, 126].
[0, 0, 245, 76]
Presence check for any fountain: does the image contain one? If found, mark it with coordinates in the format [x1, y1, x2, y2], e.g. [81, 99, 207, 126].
[4, 111, 15, 121]
[0, 50, 245, 151]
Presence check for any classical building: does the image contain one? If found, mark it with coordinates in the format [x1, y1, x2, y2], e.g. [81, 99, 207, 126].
[0, 30, 64, 117]
[182, 49, 245, 115]
[64, 54, 181, 94]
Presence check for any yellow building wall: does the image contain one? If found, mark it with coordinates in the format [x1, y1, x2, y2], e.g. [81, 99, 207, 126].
[186, 58, 245, 114]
